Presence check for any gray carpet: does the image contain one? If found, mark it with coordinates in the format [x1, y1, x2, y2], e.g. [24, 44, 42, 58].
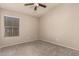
[0, 40, 79, 56]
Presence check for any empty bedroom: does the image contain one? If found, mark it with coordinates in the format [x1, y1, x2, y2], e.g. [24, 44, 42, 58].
[0, 3, 79, 56]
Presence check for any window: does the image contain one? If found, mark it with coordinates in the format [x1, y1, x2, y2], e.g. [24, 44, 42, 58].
[4, 16, 19, 37]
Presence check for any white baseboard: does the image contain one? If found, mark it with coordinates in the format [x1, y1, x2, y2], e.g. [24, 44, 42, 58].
[40, 39, 79, 51]
[0, 39, 37, 48]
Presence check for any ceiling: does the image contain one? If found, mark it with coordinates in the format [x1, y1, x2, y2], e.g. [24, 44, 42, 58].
[0, 3, 59, 17]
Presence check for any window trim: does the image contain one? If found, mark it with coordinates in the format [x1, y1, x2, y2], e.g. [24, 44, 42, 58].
[4, 15, 20, 37]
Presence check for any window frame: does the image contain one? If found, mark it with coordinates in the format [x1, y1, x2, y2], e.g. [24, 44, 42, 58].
[4, 16, 20, 37]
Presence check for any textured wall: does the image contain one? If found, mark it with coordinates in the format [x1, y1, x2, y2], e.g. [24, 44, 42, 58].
[0, 9, 39, 48]
[40, 4, 79, 51]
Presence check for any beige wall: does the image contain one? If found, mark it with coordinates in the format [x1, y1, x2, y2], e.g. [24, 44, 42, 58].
[0, 9, 39, 48]
[0, 9, 2, 47]
[40, 4, 79, 51]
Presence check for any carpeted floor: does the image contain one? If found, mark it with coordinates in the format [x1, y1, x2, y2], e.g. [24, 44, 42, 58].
[0, 40, 79, 56]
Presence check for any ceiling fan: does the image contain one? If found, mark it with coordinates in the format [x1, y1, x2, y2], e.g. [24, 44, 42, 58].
[24, 3, 47, 11]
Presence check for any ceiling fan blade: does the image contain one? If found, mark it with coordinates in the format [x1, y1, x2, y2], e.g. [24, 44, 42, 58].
[39, 3, 46, 8]
[34, 6, 37, 11]
[24, 3, 34, 6]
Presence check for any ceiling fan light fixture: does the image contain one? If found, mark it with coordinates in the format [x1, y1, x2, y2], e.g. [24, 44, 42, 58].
[34, 3, 39, 7]
[24, 3, 47, 11]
